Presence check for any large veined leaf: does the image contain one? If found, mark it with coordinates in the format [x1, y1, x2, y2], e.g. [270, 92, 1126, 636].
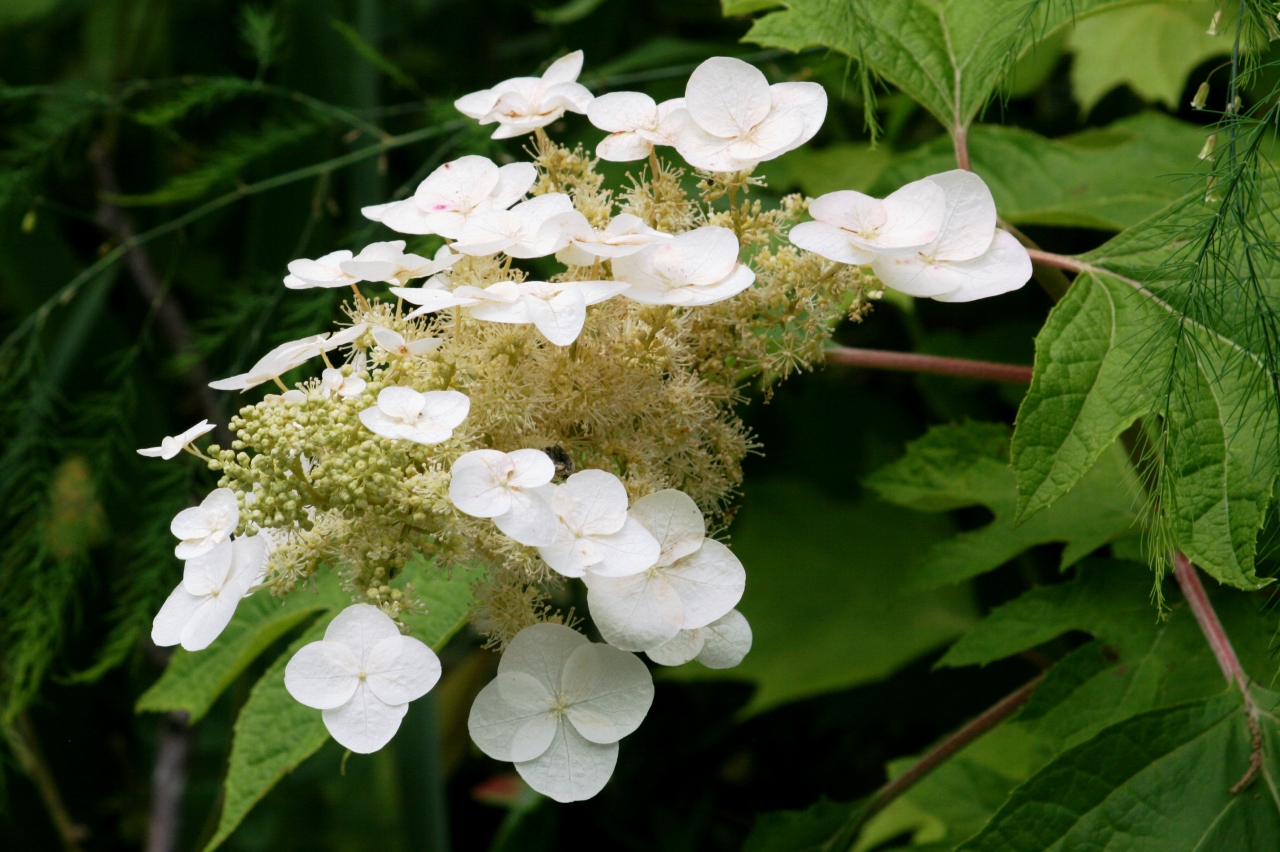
[865, 422, 1141, 589]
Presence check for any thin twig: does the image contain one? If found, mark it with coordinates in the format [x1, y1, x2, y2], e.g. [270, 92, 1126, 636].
[825, 345, 1033, 383]
[8, 712, 89, 852]
[145, 710, 192, 852]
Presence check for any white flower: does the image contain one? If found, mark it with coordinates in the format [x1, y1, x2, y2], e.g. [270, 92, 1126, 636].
[342, 241, 459, 286]
[645, 609, 752, 669]
[151, 535, 267, 651]
[587, 92, 688, 162]
[789, 177, 948, 265]
[453, 193, 575, 258]
[171, 487, 239, 560]
[455, 51, 593, 139]
[870, 171, 1033, 302]
[553, 212, 671, 267]
[283, 250, 359, 290]
[285, 604, 442, 754]
[370, 326, 443, 358]
[320, 365, 366, 398]
[468, 623, 653, 802]
[537, 470, 659, 578]
[362, 156, 537, 238]
[358, 387, 470, 445]
[449, 449, 558, 546]
[137, 419, 216, 460]
[612, 226, 754, 306]
[209, 324, 368, 392]
[584, 489, 744, 652]
[674, 56, 827, 173]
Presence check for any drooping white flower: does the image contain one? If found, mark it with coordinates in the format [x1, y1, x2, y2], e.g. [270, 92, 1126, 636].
[285, 604, 442, 753]
[358, 387, 470, 445]
[362, 156, 537, 238]
[455, 51, 593, 139]
[151, 535, 267, 652]
[452, 193, 575, 258]
[342, 242, 460, 286]
[468, 623, 653, 802]
[870, 170, 1032, 302]
[371, 326, 443, 358]
[283, 250, 359, 290]
[674, 56, 827, 172]
[537, 470, 659, 578]
[645, 609, 752, 668]
[171, 487, 239, 560]
[209, 324, 368, 392]
[449, 449, 558, 546]
[789, 177, 948, 265]
[587, 92, 688, 162]
[137, 419, 216, 460]
[612, 226, 754, 306]
[553, 212, 671, 267]
[585, 489, 745, 652]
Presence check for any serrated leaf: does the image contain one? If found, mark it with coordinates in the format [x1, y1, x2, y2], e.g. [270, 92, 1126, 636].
[869, 114, 1208, 231]
[866, 422, 1141, 589]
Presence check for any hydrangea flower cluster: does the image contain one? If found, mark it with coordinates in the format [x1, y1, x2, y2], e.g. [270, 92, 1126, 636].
[141, 52, 1031, 801]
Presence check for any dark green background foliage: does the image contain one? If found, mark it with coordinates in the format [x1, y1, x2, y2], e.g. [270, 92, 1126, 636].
[3, 0, 1279, 850]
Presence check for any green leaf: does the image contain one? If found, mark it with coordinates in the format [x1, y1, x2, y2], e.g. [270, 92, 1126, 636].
[1069, 1, 1228, 113]
[869, 114, 1209, 231]
[766, 142, 896, 198]
[866, 422, 1141, 589]
[743, 797, 858, 852]
[663, 479, 977, 711]
[534, 0, 609, 24]
[959, 689, 1280, 851]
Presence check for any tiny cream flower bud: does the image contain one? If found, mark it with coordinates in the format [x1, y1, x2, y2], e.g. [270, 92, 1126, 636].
[1198, 134, 1218, 161]
[1207, 9, 1221, 36]
[1191, 82, 1210, 110]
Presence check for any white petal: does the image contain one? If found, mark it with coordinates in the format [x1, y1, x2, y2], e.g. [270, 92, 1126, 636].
[376, 386, 426, 421]
[323, 603, 402, 666]
[322, 682, 408, 753]
[524, 287, 586, 346]
[150, 584, 205, 647]
[364, 634, 442, 705]
[492, 490, 559, 547]
[674, 121, 745, 172]
[455, 211, 523, 256]
[449, 450, 514, 518]
[455, 87, 499, 120]
[181, 538, 234, 596]
[542, 50, 584, 86]
[514, 720, 618, 803]
[789, 221, 876, 266]
[180, 593, 241, 651]
[560, 643, 654, 744]
[468, 671, 558, 762]
[763, 81, 827, 155]
[596, 131, 653, 162]
[675, 226, 739, 286]
[420, 390, 471, 430]
[543, 81, 593, 114]
[284, 641, 361, 709]
[877, 177, 948, 251]
[665, 539, 745, 629]
[389, 287, 474, 316]
[417, 156, 500, 215]
[360, 408, 418, 442]
[227, 534, 268, 593]
[927, 169, 999, 261]
[587, 569, 685, 651]
[498, 622, 588, 695]
[679, 264, 755, 306]
[685, 56, 772, 138]
[490, 162, 539, 210]
[553, 469, 629, 536]
[538, 526, 591, 577]
[645, 629, 705, 667]
[629, 490, 705, 567]
[508, 449, 555, 487]
[927, 229, 1033, 303]
[725, 108, 805, 162]
[587, 516, 662, 577]
[695, 609, 752, 669]
[376, 199, 443, 235]
[588, 91, 657, 132]
[372, 326, 406, 354]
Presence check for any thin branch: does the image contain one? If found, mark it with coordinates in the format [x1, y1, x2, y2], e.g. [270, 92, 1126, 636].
[1002, 221, 1071, 302]
[825, 345, 1033, 383]
[1026, 248, 1088, 274]
[7, 713, 89, 852]
[145, 710, 192, 852]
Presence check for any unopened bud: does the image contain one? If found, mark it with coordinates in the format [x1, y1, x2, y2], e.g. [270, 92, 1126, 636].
[1192, 81, 1210, 109]
[1268, 16, 1280, 41]
[1207, 9, 1222, 35]
[1198, 134, 1218, 160]
[1205, 175, 1221, 204]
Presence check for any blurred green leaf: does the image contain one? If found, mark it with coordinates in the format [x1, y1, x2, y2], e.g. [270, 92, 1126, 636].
[330, 19, 423, 93]
[743, 797, 856, 852]
[129, 77, 256, 127]
[766, 142, 895, 197]
[535, 0, 608, 25]
[0, 0, 61, 26]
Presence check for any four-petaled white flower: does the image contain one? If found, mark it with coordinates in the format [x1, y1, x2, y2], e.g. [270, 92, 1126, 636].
[321, 360, 367, 398]
[587, 92, 688, 162]
[674, 56, 827, 173]
[283, 250, 359, 290]
[362, 156, 537, 238]
[453, 193, 575, 259]
[285, 604, 442, 754]
[645, 609, 752, 669]
[584, 489, 744, 651]
[870, 171, 1032, 302]
[468, 623, 653, 802]
[371, 326, 443, 358]
[612, 226, 754, 306]
[358, 387, 470, 445]
[455, 51, 593, 139]
[138, 419, 216, 460]
[209, 324, 368, 391]
[152, 535, 267, 651]
[553, 212, 671, 267]
[537, 469, 659, 578]
[789, 177, 947, 266]
[345, 241, 459, 286]
[449, 449, 558, 546]
[171, 487, 239, 560]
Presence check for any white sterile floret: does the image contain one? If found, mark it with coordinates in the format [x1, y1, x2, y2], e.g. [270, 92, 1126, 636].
[285, 604, 442, 753]
[674, 56, 827, 173]
[321, 362, 367, 399]
[585, 489, 745, 651]
[452, 193, 575, 258]
[283, 250, 358, 290]
[358, 386, 470, 445]
[209, 324, 368, 391]
[151, 535, 267, 652]
[789, 177, 947, 265]
[537, 469, 659, 578]
[645, 609, 752, 669]
[587, 92, 688, 162]
[342, 241, 459, 286]
[449, 449, 558, 546]
[870, 170, 1033, 302]
[137, 419, 216, 460]
[455, 51, 593, 139]
[371, 325, 443, 358]
[468, 623, 654, 802]
[362, 156, 537, 238]
[553, 212, 671, 267]
[612, 225, 754, 306]
[171, 487, 239, 559]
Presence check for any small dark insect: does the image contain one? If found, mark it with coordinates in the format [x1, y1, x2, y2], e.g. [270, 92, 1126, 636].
[543, 445, 575, 481]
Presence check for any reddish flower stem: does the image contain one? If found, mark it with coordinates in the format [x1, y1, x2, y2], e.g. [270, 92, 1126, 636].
[825, 345, 1033, 384]
[1026, 248, 1088, 274]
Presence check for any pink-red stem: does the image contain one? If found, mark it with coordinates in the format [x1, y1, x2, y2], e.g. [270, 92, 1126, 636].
[825, 345, 1033, 384]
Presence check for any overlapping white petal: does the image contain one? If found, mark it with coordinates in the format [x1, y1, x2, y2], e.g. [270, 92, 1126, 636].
[137, 419, 216, 460]
[790, 177, 948, 265]
[554, 212, 671, 267]
[449, 449, 558, 546]
[362, 156, 537, 238]
[537, 470, 660, 578]
[587, 92, 689, 162]
[673, 57, 827, 172]
[358, 387, 470, 445]
[320, 363, 366, 398]
[171, 487, 239, 560]
[283, 250, 357, 290]
[285, 604, 442, 753]
[151, 534, 267, 651]
[455, 51, 593, 139]
[370, 326, 443, 358]
[645, 609, 752, 668]
[209, 324, 368, 391]
[453, 193, 575, 258]
[612, 225, 753, 306]
[468, 623, 653, 802]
